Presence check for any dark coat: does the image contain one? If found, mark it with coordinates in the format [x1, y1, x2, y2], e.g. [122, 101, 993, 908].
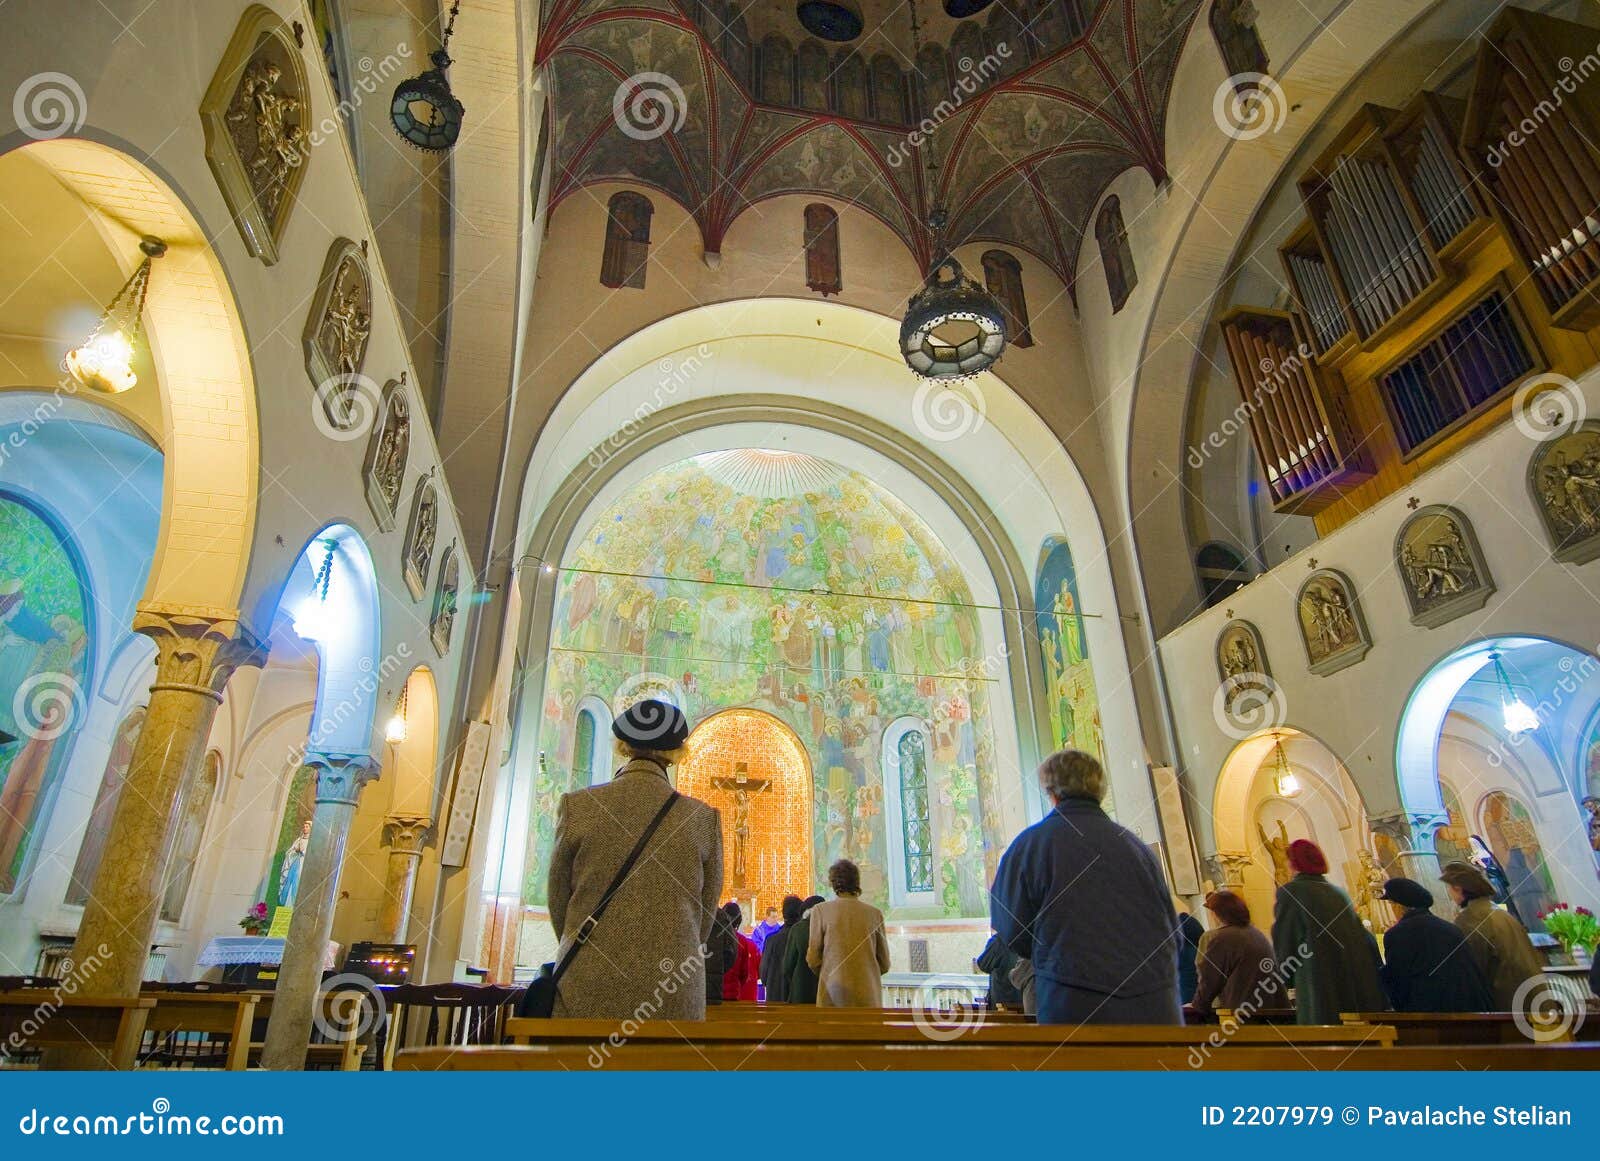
[991, 797, 1179, 1024]
[1176, 913, 1204, 1002]
[1271, 873, 1387, 1024]
[782, 913, 820, 1005]
[1190, 923, 1277, 1012]
[976, 934, 1022, 1007]
[760, 922, 796, 1003]
[703, 911, 738, 1004]
[1590, 953, 1599, 1000]
[1380, 907, 1494, 1012]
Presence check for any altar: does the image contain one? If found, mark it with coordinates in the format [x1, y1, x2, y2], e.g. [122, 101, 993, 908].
[196, 936, 340, 986]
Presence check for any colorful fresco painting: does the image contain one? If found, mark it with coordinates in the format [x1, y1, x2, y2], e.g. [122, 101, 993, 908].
[0, 494, 91, 895]
[1433, 780, 1474, 870]
[522, 450, 1003, 921]
[1480, 789, 1557, 932]
[1034, 536, 1108, 807]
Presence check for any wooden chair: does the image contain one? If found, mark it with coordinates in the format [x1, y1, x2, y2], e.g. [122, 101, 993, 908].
[0, 991, 154, 1069]
[138, 990, 261, 1070]
[376, 983, 524, 1069]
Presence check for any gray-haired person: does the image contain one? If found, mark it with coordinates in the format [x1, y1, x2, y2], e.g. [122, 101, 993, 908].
[546, 700, 723, 1019]
[990, 749, 1180, 1024]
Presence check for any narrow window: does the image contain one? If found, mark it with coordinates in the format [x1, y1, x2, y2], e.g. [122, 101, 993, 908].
[601, 191, 654, 289]
[981, 250, 1034, 347]
[804, 204, 842, 296]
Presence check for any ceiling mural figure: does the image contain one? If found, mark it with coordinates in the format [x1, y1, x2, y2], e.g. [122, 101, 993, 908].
[535, 0, 1201, 291]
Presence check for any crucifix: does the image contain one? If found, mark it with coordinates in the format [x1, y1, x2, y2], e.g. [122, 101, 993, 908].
[710, 762, 772, 890]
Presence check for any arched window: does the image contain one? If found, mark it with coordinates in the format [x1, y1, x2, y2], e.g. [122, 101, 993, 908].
[913, 43, 951, 123]
[759, 34, 796, 105]
[883, 718, 936, 904]
[832, 52, 870, 120]
[723, 13, 753, 90]
[601, 191, 653, 289]
[797, 39, 830, 111]
[804, 204, 842, 296]
[575, 695, 614, 785]
[981, 250, 1033, 347]
[1195, 541, 1249, 608]
[1095, 195, 1136, 312]
[870, 54, 907, 124]
[1210, 0, 1268, 81]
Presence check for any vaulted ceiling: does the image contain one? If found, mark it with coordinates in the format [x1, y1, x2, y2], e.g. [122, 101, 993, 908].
[536, 0, 1204, 293]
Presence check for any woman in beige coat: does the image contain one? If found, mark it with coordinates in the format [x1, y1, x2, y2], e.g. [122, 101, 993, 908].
[806, 859, 892, 1007]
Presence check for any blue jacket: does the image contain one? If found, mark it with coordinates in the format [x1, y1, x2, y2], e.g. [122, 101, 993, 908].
[990, 797, 1178, 997]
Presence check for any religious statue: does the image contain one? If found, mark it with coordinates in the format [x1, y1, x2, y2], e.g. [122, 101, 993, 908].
[1583, 796, 1600, 853]
[320, 270, 371, 382]
[363, 381, 410, 530]
[430, 547, 459, 656]
[403, 480, 438, 600]
[1257, 817, 1291, 886]
[1354, 848, 1390, 932]
[277, 819, 311, 907]
[711, 763, 772, 890]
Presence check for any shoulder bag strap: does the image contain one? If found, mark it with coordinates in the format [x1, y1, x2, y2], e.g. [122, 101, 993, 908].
[550, 790, 680, 988]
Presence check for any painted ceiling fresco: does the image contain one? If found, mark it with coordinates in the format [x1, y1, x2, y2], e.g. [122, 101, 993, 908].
[536, 0, 1204, 293]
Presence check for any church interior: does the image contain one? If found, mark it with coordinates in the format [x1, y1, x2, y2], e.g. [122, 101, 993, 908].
[1, 0, 1600, 1072]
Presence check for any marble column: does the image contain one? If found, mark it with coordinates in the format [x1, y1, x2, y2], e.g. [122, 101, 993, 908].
[44, 608, 266, 1071]
[260, 752, 380, 1071]
[1372, 810, 1452, 919]
[378, 814, 434, 944]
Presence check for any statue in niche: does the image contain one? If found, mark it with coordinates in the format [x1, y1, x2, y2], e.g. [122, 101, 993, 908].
[225, 57, 307, 223]
[302, 240, 372, 424]
[402, 479, 439, 601]
[1395, 505, 1493, 628]
[1296, 569, 1370, 675]
[1584, 796, 1600, 852]
[362, 381, 410, 531]
[1257, 817, 1290, 886]
[1215, 619, 1271, 712]
[431, 547, 459, 656]
[1353, 848, 1391, 932]
[1529, 424, 1600, 563]
[321, 265, 370, 381]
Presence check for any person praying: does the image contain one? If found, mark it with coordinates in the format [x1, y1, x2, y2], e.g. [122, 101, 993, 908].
[1376, 877, 1492, 1012]
[990, 749, 1180, 1024]
[1269, 839, 1387, 1024]
[1439, 861, 1543, 1011]
[806, 859, 892, 1007]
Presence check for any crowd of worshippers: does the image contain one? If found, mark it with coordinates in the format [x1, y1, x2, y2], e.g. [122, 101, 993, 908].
[540, 700, 1600, 1023]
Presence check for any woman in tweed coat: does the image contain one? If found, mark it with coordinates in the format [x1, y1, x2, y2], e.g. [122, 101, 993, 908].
[546, 701, 724, 1020]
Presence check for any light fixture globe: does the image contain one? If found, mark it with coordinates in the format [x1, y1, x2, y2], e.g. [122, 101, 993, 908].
[63, 235, 165, 395]
[899, 255, 1007, 379]
[391, 50, 465, 152]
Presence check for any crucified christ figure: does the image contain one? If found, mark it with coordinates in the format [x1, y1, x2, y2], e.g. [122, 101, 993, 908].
[711, 762, 772, 890]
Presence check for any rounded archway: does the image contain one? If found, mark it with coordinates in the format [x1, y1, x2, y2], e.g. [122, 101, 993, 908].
[678, 708, 814, 908]
[1396, 636, 1600, 928]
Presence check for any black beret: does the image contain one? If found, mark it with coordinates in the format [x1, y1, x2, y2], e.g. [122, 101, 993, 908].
[613, 699, 689, 750]
[1379, 877, 1434, 910]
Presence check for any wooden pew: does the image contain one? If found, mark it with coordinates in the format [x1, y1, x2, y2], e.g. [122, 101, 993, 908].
[399, 1041, 1600, 1071]
[1341, 1011, 1599, 1045]
[140, 991, 261, 1070]
[241, 990, 368, 1071]
[0, 991, 155, 1069]
[704, 1004, 1028, 1023]
[506, 1015, 1396, 1049]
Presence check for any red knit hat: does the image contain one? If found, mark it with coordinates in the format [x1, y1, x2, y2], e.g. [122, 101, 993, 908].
[1287, 838, 1328, 875]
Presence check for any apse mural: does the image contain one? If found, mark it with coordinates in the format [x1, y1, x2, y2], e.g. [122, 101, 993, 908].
[0, 494, 91, 896]
[1034, 537, 1106, 782]
[523, 450, 1003, 920]
[1480, 789, 1557, 931]
[65, 706, 147, 906]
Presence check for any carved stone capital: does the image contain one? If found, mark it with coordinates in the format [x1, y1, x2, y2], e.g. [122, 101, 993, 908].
[1203, 850, 1253, 890]
[383, 813, 434, 854]
[304, 751, 382, 806]
[134, 603, 270, 702]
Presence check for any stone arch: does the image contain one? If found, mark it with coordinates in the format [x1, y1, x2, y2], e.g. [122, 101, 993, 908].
[0, 138, 260, 618]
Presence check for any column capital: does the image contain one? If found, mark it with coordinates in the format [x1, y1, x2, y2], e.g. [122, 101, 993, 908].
[303, 751, 382, 805]
[383, 813, 435, 854]
[1370, 809, 1446, 849]
[1201, 850, 1253, 891]
[133, 603, 270, 702]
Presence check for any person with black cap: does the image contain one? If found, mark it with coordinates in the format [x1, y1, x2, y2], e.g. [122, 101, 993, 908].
[545, 698, 724, 1020]
[1376, 877, 1493, 1012]
[1439, 860, 1542, 1011]
[781, 894, 828, 1004]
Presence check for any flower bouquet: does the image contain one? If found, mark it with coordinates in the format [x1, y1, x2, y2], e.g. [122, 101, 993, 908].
[238, 901, 270, 936]
[1538, 902, 1598, 962]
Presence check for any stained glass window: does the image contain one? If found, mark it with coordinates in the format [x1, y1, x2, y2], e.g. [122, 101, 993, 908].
[899, 729, 932, 893]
